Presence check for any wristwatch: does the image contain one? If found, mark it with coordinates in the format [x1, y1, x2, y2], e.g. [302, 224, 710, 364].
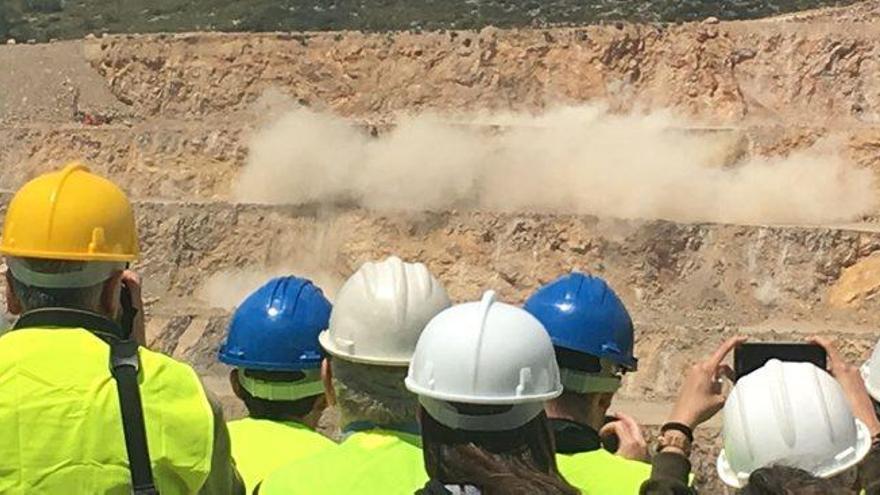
[656, 429, 692, 457]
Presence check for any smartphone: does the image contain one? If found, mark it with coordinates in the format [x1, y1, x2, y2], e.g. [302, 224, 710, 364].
[734, 343, 827, 380]
[120, 284, 134, 313]
[600, 415, 620, 454]
[119, 283, 136, 339]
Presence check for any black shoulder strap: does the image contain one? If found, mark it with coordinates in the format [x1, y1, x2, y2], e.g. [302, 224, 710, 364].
[113, 287, 160, 495]
[15, 306, 159, 495]
[110, 338, 159, 495]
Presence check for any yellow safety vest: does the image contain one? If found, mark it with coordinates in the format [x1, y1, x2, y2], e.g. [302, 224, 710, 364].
[259, 428, 425, 494]
[227, 417, 335, 494]
[557, 449, 652, 495]
[0, 328, 215, 494]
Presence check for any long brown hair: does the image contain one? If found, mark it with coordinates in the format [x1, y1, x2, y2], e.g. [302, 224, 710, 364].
[417, 406, 578, 495]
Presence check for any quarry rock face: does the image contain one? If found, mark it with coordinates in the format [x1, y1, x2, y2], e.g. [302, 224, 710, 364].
[829, 253, 880, 308]
[88, 23, 880, 127]
[2, 4, 880, 491]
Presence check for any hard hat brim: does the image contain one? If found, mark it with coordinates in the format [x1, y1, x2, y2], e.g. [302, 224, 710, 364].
[218, 352, 323, 371]
[716, 449, 748, 489]
[553, 337, 637, 370]
[404, 375, 563, 405]
[0, 246, 137, 263]
[717, 418, 873, 488]
[419, 396, 546, 431]
[318, 330, 411, 367]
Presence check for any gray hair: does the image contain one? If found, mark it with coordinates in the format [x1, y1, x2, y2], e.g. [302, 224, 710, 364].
[7, 258, 108, 313]
[331, 359, 417, 427]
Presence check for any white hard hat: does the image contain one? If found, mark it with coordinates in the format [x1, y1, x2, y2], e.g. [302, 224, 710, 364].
[860, 339, 880, 402]
[319, 256, 450, 366]
[717, 360, 872, 488]
[406, 291, 563, 431]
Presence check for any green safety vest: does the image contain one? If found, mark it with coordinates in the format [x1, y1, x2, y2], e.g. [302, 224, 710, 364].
[557, 449, 652, 495]
[227, 417, 335, 494]
[0, 328, 215, 494]
[259, 428, 426, 494]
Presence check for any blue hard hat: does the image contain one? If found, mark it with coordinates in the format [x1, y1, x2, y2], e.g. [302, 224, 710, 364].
[524, 272, 637, 370]
[218, 276, 331, 371]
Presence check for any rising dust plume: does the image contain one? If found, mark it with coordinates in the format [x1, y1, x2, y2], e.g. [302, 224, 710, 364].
[235, 105, 877, 225]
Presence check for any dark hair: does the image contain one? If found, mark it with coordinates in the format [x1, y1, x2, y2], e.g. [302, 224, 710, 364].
[417, 406, 578, 495]
[741, 466, 855, 495]
[554, 346, 602, 373]
[237, 369, 321, 421]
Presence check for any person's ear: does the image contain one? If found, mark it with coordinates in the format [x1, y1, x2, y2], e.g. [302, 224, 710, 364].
[321, 358, 336, 407]
[5, 270, 22, 315]
[230, 369, 244, 400]
[100, 271, 124, 318]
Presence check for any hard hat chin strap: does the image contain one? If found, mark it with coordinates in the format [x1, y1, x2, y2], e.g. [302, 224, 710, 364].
[238, 369, 324, 401]
[6, 258, 125, 289]
[419, 396, 544, 432]
[560, 368, 622, 394]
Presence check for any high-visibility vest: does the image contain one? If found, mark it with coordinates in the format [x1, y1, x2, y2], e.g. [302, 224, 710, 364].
[0, 328, 215, 494]
[227, 417, 335, 494]
[259, 428, 426, 494]
[557, 449, 652, 495]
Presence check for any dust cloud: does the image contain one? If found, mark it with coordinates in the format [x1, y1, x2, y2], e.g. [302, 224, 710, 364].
[196, 220, 345, 310]
[234, 105, 876, 225]
[197, 267, 343, 310]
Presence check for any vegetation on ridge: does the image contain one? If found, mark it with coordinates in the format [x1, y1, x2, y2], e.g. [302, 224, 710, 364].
[0, 0, 863, 42]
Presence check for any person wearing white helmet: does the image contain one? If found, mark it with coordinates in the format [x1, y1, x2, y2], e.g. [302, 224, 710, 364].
[718, 359, 871, 487]
[407, 290, 578, 495]
[258, 256, 451, 495]
[640, 337, 880, 495]
[861, 338, 880, 411]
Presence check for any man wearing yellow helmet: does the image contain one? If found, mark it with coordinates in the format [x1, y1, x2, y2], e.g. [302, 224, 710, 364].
[0, 163, 244, 494]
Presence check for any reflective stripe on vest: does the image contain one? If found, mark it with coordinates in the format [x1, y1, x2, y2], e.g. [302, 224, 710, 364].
[0, 328, 214, 494]
[557, 449, 652, 495]
[227, 417, 335, 494]
[260, 429, 425, 494]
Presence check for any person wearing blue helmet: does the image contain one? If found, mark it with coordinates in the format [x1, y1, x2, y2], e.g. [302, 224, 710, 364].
[218, 276, 336, 493]
[525, 272, 651, 495]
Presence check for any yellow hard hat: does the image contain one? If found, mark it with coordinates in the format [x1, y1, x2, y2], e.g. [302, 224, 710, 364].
[0, 163, 139, 262]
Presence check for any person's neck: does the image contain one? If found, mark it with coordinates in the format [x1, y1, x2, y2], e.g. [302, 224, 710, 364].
[544, 399, 604, 431]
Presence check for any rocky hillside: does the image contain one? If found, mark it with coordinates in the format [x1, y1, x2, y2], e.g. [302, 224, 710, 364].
[2, 4, 880, 490]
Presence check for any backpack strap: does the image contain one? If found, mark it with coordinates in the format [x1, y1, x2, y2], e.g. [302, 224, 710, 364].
[110, 337, 159, 495]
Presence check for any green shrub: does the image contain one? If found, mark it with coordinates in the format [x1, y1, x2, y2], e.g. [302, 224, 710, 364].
[25, 0, 64, 14]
